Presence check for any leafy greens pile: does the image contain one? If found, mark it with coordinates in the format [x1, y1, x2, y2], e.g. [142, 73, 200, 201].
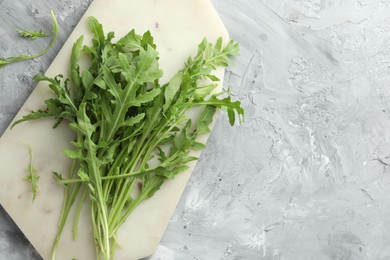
[13, 17, 243, 259]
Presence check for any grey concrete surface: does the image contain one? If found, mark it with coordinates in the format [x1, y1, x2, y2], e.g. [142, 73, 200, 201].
[2, 0, 390, 259]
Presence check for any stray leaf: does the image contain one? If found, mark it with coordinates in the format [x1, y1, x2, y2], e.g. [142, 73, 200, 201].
[24, 144, 39, 202]
[17, 29, 51, 39]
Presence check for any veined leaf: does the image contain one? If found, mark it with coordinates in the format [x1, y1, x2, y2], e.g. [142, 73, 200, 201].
[70, 36, 84, 97]
[130, 88, 161, 107]
[81, 68, 94, 89]
[88, 17, 105, 49]
[135, 46, 163, 83]
[163, 72, 183, 112]
[24, 144, 39, 202]
[1, 11, 58, 68]
[116, 29, 142, 49]
[63, 148, 83, 160]
[194, 83, 218, 100]
[156, 165, 189, 179]
[120, 113, 145, 127]
[17, 29, 51, 39]
[196, 105, 216, 134]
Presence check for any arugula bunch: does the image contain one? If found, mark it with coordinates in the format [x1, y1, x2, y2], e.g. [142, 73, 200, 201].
[13, 17, 243, 259]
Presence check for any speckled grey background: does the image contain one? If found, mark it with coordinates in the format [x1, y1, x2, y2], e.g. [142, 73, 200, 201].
[2, 0, 390, 259]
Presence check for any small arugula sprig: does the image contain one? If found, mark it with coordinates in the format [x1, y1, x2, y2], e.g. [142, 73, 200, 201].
[13, 16, 243, 260]
[24, 144, 39, 202]
[17, 29, 51, 40]
[0, 10, 58, 68]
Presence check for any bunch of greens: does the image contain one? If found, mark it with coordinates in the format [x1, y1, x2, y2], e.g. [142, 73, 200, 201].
[13, 17, 243, 259]
[0, 11, 58, 68]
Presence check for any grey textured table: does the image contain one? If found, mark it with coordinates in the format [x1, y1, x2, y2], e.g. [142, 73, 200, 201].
[2, 0, 390, 259]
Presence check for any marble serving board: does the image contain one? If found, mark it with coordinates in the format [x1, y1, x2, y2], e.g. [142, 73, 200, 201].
[0, 0, 228, 259]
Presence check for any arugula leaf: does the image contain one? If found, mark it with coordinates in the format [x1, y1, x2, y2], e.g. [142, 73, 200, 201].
[197, 95, 244, 125]
[24, 144, 39, 202]
[196, 105, 216, 135]
[70, 36, 84, 100]
[17, 29, 51, 39]
[116, 29, 141, 49]
[163, 72, 183, 112]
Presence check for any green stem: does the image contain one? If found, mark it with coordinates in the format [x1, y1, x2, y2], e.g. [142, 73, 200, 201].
[60, 166, 164, 184]
[106, 129, 150, 230]
[88, 157, 110, 258]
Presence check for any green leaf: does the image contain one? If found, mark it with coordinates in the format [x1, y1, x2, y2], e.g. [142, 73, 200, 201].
[156, 147, 167, 162]
[46, 75, 77, 113]
[163, 72, 183, 112]
[70, 36, 84, 95]
[24, 144, 39, 202]
[77, 168, 90, 182]
[121, 113, 145, 127]
[143, 176, 164, 198]
[196, 105, 216, 134]
[117, 52, 133, 81]
[194, 84, 217, 100]
[11, 110, 54, 128]
[191, 142, 205, 150]
[228, 108, 235, 125]
[17, 29, 51, 39]
[52, 171, 65, 182]
[101, 142, 120, 165]
[88, 17, 105, 49]
[136, 46, 163, 82]
[208, 38, 240, 66]
[103, 65, 121, 100]
[141, 31, 156, 49]
[81, 70, 94, 89]
[157, 165, 189, 179]
[214, 37, 223, 53]
[63, 148, 83, 160]
[197, 38, 207, 53]
[197, 96, 244, 125]
[145, 94, 163, 132]
[0, 58, 10, 67]
[179, 156, 198, 164]
[72, 104, 96, 140]
[94, 76, 106, 90]
[173, 120, 192, 151]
